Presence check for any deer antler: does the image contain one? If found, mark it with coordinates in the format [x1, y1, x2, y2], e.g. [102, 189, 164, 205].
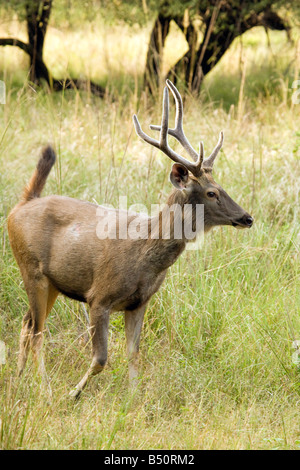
[150, 80, 200, 162]
[140, 79, 223, 171]
[202, 130, 223, 168]
[133, 82, 203, 177]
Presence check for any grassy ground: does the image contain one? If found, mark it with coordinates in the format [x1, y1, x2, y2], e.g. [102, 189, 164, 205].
[0, 17, 299, 449]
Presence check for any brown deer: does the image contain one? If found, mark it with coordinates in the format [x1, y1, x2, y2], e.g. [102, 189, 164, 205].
[7, 80, 253, 398]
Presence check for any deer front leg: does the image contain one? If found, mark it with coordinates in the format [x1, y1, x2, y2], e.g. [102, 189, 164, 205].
[69, 305, 110, 399]
[124, 305, 146, 387]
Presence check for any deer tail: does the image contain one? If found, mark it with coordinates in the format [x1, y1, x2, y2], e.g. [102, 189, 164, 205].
[22, 145, 56, 203]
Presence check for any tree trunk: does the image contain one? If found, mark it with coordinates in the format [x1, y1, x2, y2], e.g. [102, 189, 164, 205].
[0, 0, 105, 97]
[190, 23, 236, 93]
[167, 20, 198, 90]
[25, 0, 52, 84]
[144, 13, 171, 95]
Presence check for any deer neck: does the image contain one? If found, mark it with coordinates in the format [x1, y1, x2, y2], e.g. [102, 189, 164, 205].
[143, 189, 196, 272]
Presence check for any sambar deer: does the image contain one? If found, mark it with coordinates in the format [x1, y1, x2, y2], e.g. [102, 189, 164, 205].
[8, 80, 253, 398]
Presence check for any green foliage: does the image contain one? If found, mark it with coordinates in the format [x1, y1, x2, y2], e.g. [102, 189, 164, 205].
[2, 0, 298, 29]
[0, 0, 159, 27]
[0, 0, 26, 19]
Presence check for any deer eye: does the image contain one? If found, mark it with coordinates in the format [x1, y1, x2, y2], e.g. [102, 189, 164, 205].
[207, 191, 216, 198]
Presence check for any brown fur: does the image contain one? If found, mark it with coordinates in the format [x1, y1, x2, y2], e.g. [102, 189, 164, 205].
[21, 146, 56, 203]
[8, 142, 252, 399]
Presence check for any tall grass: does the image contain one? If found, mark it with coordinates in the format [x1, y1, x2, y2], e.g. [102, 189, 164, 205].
[0, 19, 299, 449]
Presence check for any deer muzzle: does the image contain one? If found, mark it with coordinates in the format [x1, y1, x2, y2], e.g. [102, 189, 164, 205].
[232, 214, 253, 229]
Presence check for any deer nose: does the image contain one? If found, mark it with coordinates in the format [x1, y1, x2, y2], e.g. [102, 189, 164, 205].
[243, 215, 253, 227]
[233, 214, 253, 228]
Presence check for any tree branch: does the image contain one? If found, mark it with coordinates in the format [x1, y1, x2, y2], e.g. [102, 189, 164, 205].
[0, 37, 105, 97]
[167, 5, 291, 94]
[0, 38, 33, 55]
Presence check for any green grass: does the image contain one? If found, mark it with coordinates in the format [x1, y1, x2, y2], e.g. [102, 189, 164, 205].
[0, 20, 299, 450]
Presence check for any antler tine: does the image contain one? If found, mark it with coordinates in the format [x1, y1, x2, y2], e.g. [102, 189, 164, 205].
[160, 85, 170, 149]
[133, 114, 161, 151]
[150, 79, 199, 162]
[203, 131, 224, 168]
[132, 88, 171, 153]
[199, 141, 204, 168]
[133, 86, 202, 177]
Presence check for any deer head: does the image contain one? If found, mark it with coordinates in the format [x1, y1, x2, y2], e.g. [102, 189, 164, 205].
[133, 80, 253, 232]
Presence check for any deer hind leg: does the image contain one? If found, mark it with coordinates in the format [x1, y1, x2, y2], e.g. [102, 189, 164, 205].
[18, 276, 59, 389]
[69, 305, 110, 399]
[125, 304, 146, 387]
[18, 308, 33, 376]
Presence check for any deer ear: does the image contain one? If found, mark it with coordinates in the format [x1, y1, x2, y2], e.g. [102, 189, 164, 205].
[170, 163, 189, 190]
